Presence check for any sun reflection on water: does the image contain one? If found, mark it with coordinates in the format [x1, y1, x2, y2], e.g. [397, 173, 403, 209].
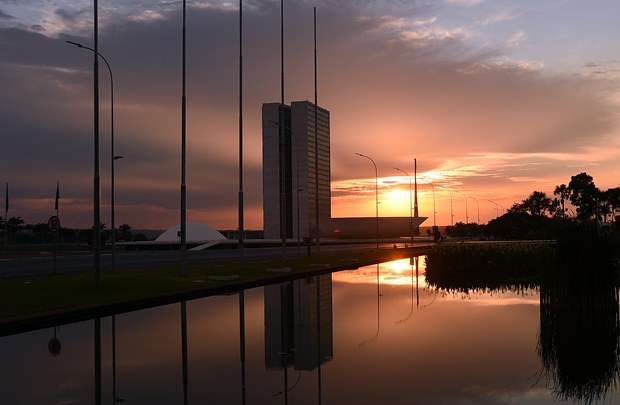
[333, 257, 427, 287]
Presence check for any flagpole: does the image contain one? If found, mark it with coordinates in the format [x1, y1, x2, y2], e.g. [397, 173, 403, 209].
[238, 0, 244, 258]
[93, 0, 101, 287]
[313, 7, 320, 253]
[54, 181, 59, 275]
[279, 0, 287, 256]
[4, 183, 8, 250]
[180, 0, 188, 275]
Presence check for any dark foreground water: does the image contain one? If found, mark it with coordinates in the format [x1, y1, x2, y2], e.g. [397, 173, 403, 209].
[1, 257, 618, 404]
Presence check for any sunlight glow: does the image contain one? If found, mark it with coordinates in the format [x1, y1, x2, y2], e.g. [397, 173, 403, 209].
[333, 258, 428, 287]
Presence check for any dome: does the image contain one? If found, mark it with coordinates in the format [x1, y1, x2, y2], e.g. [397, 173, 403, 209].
[155, 222, 227, 243]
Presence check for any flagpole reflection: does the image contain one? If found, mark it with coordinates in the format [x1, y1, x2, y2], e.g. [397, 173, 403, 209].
[239, 292, 246, 405]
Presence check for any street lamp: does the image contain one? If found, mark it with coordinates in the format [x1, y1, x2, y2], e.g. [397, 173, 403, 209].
[431, 183, 437, 227]
[468, 196, 480, 223]
[393, 167, 413, 246]
[66, 40, 119, 272]
[488, 200, 500, 219]
[449, 191, 454, 226]
[465, 195, 469, 224]
[66, 38, 114, 282]
[356, 153, 379, 248]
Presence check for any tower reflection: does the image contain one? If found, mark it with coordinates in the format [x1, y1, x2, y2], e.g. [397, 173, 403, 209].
[264, 274, 333, 401]
[264, 274, 333, 371]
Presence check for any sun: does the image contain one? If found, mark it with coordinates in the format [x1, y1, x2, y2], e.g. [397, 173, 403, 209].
[382, 188, 411, 216]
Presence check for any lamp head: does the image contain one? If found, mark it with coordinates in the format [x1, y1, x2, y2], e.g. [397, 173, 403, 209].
[65, 40, 83, 48]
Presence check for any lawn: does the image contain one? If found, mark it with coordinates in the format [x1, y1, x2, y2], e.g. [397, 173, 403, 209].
[0, 247, 426, 330]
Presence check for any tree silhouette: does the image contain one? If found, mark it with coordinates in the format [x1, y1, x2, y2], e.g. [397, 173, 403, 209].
[568, 173, 599, 221]
[554, 184, 570, 218]
[118, 224, 132, 241]
[509, 191, 556, 217]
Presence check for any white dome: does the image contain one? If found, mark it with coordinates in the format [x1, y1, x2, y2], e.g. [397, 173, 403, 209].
[155, 222, 227, 243]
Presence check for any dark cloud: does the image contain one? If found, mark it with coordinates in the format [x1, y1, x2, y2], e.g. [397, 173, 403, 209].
[54, 7, 89, 23]
[0, 8, 13, 19]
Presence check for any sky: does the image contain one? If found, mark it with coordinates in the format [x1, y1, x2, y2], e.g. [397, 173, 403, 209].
[1, 0, 619, 229]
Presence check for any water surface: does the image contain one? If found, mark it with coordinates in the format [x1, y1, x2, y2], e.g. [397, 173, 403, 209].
[0, 257, 615, 404]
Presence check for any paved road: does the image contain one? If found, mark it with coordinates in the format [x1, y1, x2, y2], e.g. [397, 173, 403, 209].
[0, 242, 432, 278]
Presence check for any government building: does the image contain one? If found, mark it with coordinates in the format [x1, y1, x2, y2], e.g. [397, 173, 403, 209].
[262, 101, 426, 240]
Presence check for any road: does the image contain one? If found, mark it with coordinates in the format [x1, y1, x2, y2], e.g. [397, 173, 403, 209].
[0, 242, 433, 278]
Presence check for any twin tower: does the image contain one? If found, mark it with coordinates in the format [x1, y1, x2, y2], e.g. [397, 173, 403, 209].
[262, 101, 331, 240]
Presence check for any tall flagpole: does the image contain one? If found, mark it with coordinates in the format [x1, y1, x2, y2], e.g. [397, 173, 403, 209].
[3, 183, 7, 249]
[93, 0, 101, 287]
[280, 0, 284, 105]
[180, 0, 188, 275]
[313, 7, 320, 252]
[413, 158, 419, 236]
[238, 0, 244, 258]
[54, 181, 60, 275]
[279, 0, 287, 255]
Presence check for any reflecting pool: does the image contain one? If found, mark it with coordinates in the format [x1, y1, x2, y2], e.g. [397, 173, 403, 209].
[1, 257, 618, 404]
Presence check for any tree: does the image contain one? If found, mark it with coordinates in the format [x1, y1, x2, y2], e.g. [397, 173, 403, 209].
[598, 189, 612, 223]
[554, 184, 571, 218]
[605, 187, 620, 222]
[7, 217, 24, 235]
[446, 222, 484, 238]
[118, 224, 132, 241]
[568, 173, 599, 221]
[509, 191, 555, 217]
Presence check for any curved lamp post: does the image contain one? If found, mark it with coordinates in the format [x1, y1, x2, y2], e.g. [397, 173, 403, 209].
[66, 40, 118, 273]
[449, 191, 454, 226]
[356, 153, 379, 248]
[394, 167, 413, 246]
[431, 183, 437, 227]
[468, 196, 480, 223]
[488, 200, 500, 219]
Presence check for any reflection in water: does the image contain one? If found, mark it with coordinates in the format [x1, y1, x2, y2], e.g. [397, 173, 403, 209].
[181, 301, 189, 405]
[264, 275, 333, 402]
[264, 275, 333, 371]
[332, 256, 426, 287]
[396, 257, 419, 325]
[359, 264, 380, 346]
[426, 250, 620, 404]
[9, 256, 620, 404]
[539, 279, 620, 404]
[111, 316, 121, 404]
[48, 326, 61, 357]
[95, 318, 102, 405]
[239, 291, 246, 405]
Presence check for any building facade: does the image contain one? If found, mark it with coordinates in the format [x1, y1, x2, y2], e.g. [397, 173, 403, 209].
[263, 101, 427, 241]
[263, 101, 331, 240]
